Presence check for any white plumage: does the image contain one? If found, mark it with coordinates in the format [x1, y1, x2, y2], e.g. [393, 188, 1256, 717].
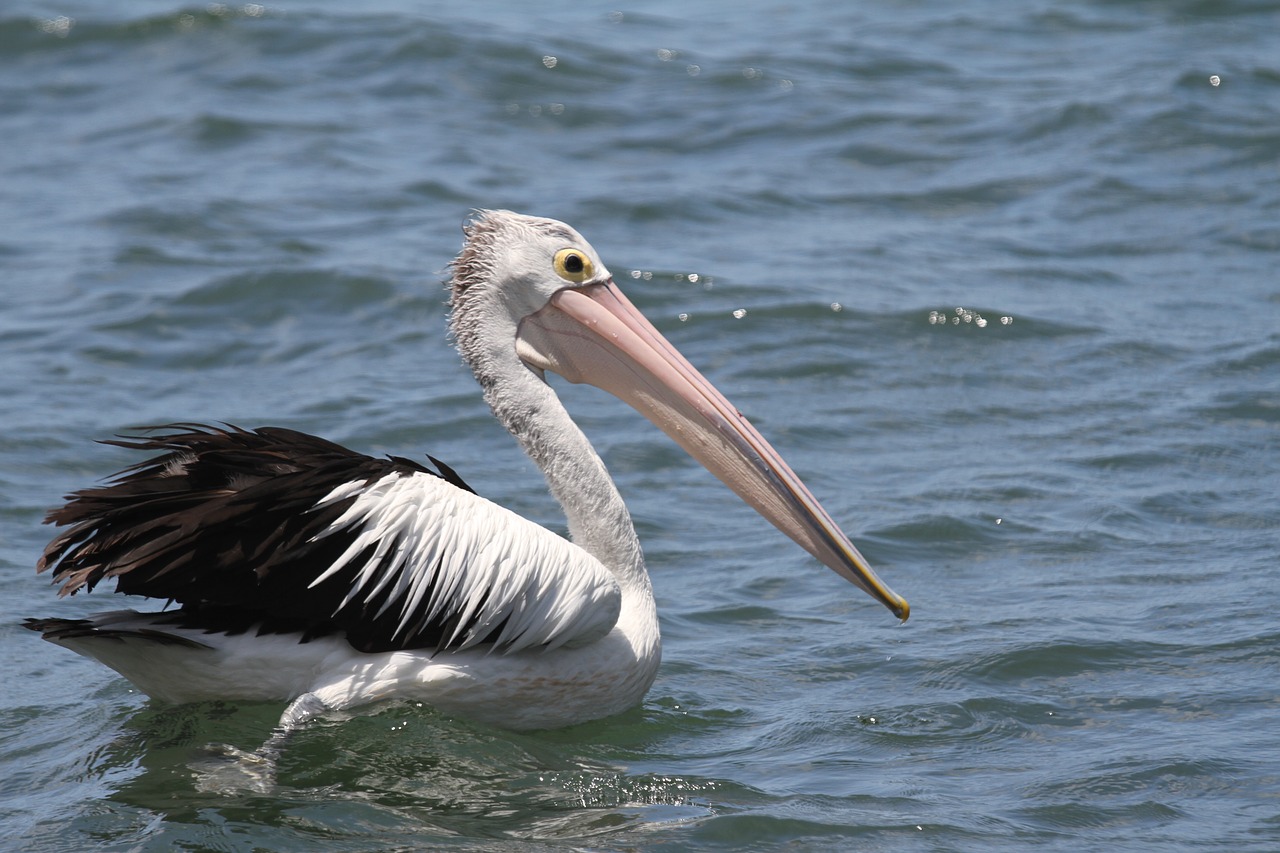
[309, 471, 620, 652]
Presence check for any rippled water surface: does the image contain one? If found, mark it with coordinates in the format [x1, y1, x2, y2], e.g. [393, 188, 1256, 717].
[2, 1, 1278, 850]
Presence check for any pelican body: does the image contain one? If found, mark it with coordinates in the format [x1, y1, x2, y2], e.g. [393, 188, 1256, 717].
[28, 211, 907, 731]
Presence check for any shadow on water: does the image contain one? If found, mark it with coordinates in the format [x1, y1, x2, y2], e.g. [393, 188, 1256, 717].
[62, 698, 745, 848]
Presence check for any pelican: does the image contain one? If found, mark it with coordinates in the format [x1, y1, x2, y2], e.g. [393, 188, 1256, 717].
[27, 211, 907, 732]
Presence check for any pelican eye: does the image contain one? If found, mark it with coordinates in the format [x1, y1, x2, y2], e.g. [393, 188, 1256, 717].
[553, 248, 595, 283]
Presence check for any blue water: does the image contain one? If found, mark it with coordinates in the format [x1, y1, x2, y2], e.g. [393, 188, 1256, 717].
[2, 1, 1278, 850]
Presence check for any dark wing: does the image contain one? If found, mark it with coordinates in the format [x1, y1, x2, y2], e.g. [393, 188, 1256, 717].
[37, 424, 619, 654]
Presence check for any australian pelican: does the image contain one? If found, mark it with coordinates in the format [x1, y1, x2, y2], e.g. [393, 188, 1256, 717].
[27, 211, 907, 732]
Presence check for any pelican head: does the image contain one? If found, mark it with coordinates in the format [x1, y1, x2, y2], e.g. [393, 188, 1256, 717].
[450, 210, 908, 620]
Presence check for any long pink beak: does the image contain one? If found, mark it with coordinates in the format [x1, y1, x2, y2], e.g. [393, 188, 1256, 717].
[515, 280, 908, 620]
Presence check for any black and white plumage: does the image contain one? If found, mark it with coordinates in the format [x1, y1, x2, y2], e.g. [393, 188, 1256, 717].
[36, 426, 615, 655]
[28, 211, 907, 731]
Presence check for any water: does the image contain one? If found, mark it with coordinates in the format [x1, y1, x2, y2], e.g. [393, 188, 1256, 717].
[2, 1, 1278, 849]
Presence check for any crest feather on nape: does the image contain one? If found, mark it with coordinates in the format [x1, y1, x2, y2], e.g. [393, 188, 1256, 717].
[449, 209, 503, 298]
[449, 210, 532, 360]
[449, 210, 580, 300]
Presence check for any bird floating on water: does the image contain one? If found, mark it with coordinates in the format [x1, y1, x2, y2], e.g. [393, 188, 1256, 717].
[27, 211, 907, 732]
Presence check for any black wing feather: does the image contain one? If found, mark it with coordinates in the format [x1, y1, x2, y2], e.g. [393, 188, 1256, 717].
[37, 424, 496, 653]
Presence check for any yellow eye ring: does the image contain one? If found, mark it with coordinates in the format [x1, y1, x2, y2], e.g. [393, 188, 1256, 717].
[553, 248, 595, 283]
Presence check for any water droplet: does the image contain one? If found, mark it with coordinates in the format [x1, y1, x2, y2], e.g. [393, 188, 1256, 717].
[678, 313, 689, 322]
[687, 273, 700, 283]
[656, 48, 677, 62]
[542, 55, 558, 69]
[1209, 74, 1221, 87]
[40, 15, 75, 35]
[629, 270, 642, 279]
[830, 302, 843, 312]
[687, 64, 701, 76]
[732, 308, 747, 319]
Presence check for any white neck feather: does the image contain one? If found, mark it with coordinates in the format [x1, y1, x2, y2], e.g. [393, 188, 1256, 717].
[477, 358, 654, 599]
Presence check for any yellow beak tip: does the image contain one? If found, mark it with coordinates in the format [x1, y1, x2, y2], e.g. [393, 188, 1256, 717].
[894, 597, 910, 622]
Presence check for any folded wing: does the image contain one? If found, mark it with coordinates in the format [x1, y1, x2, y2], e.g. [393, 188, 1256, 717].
[38, 425, 620, 654]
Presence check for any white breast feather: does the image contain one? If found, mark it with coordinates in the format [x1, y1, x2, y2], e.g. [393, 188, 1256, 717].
[308, 472, 621, 652]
